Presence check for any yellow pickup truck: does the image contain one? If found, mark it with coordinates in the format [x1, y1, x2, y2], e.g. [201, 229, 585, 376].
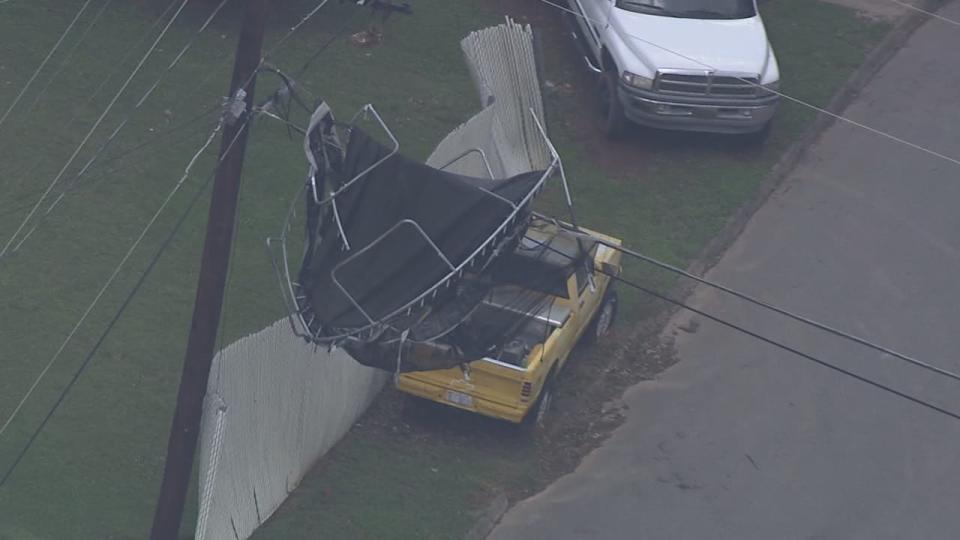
[396, 219, 622, 426]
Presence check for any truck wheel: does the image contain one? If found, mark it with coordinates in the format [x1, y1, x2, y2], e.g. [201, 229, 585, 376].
[598, 70, 628, 139]
[534, 380, 554, 427]
[523, 372, 556, 429]
[586, 290, 618, 344]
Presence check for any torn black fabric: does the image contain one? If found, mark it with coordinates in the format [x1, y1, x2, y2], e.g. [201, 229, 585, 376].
[297, 127, 542, 341]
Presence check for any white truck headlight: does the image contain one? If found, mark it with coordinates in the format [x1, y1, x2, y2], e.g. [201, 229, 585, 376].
[621, 71, 654, 90]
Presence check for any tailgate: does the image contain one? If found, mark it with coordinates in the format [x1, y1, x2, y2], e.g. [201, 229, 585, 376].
[400, 358, 526, 409]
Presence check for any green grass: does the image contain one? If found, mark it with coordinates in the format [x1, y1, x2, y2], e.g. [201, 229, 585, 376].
[0, 0, 888, 538]
[254, 434, 534, 540]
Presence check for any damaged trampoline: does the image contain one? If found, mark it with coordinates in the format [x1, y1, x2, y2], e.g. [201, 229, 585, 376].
[269, 101, 585, 372]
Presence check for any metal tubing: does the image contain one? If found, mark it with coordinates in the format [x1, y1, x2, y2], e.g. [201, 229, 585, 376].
[310, 104, 400, 205]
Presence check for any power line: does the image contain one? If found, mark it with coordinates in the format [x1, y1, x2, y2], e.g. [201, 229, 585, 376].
[266, 0, 333, 56]
[2, 0, 335, 259]
[0, 0, 96, 132]
[0, 0, 181, 194]
[0, 118, 225, 440]
[0, 135, 220, 490]
[2, 18, 344, 227]
[291, 6, 360, 79]
[522, 231, 960, 423]
[0, 0, 338, 452]
[8, 115, 224, 253]
[595, 238, 960, 383]
[67, 0, 343, 202]
[0, 104, 220, 218]
[1, 2, 340, 518]
[536, 0, 960, 169]
[213, 3, 360, 392]
[606, 269, 960, 423]
[19, 0, 116, 119]
[0, 0, 235, 260]
[887, 0, 960, 27]
[0, 0, 196, 261]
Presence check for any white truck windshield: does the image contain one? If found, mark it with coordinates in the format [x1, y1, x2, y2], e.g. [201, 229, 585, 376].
[615, 0, 756, 19]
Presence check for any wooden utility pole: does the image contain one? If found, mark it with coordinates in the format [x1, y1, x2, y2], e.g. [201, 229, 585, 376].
[149, 0, 267, 537]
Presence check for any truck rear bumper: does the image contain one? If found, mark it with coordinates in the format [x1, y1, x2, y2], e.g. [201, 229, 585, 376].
[619, 84, 779, 134]
[396, 374, 528, 424]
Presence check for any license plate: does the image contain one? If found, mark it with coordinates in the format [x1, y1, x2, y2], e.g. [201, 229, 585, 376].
[446, 390, 474, 408]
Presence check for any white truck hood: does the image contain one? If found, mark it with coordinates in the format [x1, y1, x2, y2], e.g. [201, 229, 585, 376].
[611, 11, 771, 76]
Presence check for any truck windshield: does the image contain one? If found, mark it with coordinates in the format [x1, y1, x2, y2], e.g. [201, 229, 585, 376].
[616, 0, 756, 20]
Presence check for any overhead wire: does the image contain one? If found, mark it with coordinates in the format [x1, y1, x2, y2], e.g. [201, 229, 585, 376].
[265, 0, 334, 56]
[0, 0, 235, 260]
[0, 0, 338, 466]
[608, 269, 960, 423]
[9, 107, 225, 253]
[0, 0, 197, 261]
[0, 0, 181, 192]
[19, 0, 346, 215]
[2, 0, 340, 259]
[290, 5, 360, 79]
[583, 234, 960, 383]
[536, 0, 960, 169]
[157, 0, 352, 400]
[0, 103, 221, 218]
[0, 117, 226, 441]
[0, 114, 256, 489]
[521, 232, 960, 423]
[19, 0, 116, 119]
[10, 115, 225, 253]
[887, 0, 960, 27]
[0, 0, 96, 132]
[516, 215, 960, 381]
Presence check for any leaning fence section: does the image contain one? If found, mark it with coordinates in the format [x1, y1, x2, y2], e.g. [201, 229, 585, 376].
[194, 319, 388, 540]
[427, 17, 550, 178]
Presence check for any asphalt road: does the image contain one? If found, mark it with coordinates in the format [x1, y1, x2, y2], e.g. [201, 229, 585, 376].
[490, 4, 960, 539]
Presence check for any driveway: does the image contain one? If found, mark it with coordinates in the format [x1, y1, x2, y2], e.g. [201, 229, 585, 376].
[490, 3, 960, 539]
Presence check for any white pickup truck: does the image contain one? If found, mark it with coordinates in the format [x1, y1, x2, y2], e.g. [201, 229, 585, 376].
[565, 0, 780, 137]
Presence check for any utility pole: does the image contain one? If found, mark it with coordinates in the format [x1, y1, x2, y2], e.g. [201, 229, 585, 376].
[149, 0, 267, 537]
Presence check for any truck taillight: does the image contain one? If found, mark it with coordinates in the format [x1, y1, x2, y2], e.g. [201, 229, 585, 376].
[521, 382, 532, 398]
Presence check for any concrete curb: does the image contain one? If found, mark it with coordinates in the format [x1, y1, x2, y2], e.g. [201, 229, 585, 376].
[683, 0, 948, 283]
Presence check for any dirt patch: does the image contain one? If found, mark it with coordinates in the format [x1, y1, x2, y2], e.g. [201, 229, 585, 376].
[527, 320, 679, 489]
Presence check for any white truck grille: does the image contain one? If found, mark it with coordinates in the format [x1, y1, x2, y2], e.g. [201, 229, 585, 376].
[655, 71, 759, 98]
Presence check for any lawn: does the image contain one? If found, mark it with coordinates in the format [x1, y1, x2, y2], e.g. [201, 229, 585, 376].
[0, 0, 888, 538]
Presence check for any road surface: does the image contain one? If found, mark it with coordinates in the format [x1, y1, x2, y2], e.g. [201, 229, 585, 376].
[490, 4, 960, 539]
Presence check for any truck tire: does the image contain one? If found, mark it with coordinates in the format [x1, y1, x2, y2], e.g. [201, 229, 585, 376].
[586, 290, 618, 344]
[598, 70, 628, 139]
[523, 371, 556, 429]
